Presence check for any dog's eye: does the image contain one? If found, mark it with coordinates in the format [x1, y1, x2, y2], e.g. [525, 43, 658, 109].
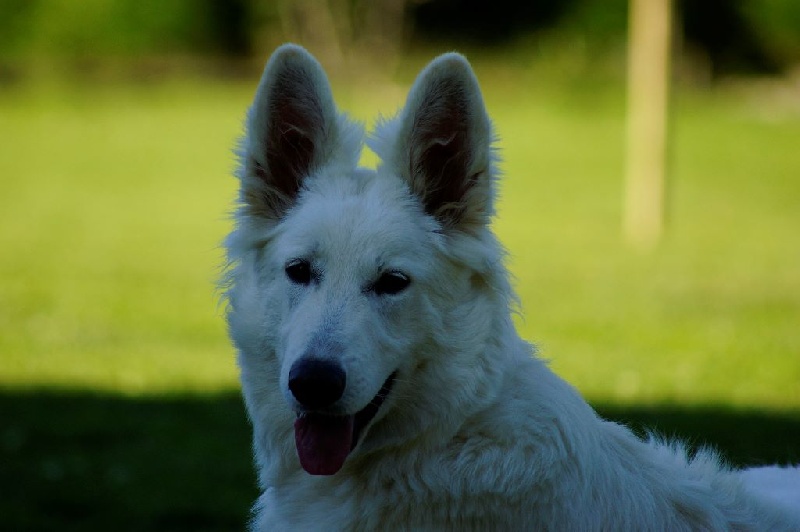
[373, 271, 410, 296]
[285, 260, 312, 285]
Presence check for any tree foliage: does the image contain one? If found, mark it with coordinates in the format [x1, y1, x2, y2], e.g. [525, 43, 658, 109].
[0, 0, 798, 79]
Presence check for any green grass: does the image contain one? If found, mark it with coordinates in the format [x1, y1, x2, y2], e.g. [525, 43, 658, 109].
[1, 64, 799, 529]
[0, 81, 243, 393]
[490, 83, 800, 408]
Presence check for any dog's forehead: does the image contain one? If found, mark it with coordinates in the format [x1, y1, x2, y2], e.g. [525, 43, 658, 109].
[278, 171, 435, 268]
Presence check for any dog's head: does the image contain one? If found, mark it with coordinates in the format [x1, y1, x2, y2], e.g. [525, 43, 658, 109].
[225, 45, 509, 478]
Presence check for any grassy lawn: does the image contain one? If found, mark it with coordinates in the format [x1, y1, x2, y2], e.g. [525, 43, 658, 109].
[1, 61, 798, 529]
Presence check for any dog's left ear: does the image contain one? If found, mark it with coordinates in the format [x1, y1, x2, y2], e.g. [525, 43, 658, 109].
[373, 53, 494, 230]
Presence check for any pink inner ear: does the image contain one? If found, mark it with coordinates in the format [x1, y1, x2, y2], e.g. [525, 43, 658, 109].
[264, 78, 323, 195]
[247, 68, 327, 220]
[408, 82, 475, 224]
[416, 133, 470, 210]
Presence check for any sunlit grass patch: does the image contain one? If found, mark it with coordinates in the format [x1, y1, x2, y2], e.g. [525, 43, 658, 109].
[1, 74, 798, 410]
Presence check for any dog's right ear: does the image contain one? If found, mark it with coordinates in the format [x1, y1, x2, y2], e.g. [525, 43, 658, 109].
[239, 44, 353, 221]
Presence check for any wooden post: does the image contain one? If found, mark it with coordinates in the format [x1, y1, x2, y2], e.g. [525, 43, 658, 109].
[624, 0, 673, 248]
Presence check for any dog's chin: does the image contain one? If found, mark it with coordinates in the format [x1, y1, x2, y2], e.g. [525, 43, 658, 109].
[293, 371, 396, 476]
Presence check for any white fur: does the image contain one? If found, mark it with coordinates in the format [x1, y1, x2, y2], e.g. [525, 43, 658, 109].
[224, 44, 800, 530]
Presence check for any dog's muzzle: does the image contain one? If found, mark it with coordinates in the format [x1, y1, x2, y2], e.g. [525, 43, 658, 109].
[291, 364, 396, 476]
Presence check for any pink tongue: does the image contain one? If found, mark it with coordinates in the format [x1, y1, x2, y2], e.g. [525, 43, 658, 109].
[294, 414, 354, 475]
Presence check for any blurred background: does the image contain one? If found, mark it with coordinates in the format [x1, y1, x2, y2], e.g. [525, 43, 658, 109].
[1, 1, 799, 529]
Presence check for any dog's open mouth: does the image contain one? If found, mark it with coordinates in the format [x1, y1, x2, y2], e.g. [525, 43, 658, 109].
[294, 371, 396, 476]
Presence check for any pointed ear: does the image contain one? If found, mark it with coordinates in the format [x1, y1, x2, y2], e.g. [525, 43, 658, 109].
[375, 53, 494, 230]
[240, 44, 351, 220]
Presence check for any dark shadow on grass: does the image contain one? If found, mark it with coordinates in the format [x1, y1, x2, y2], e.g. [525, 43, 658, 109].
[2, 388, 798, 531]
[1, 388, 257, 532]
[594, 403, 800, 468]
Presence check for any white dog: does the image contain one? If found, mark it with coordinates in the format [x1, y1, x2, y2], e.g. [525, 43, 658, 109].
[224, 44, 800, 530]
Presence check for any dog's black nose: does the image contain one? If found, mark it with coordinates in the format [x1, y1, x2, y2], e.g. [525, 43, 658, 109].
[288, 358, 346, 410]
